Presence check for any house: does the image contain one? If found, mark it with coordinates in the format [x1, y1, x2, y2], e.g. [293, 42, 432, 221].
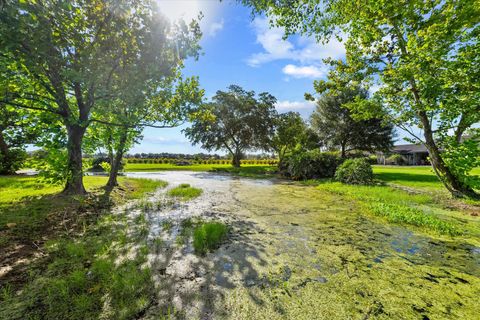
[377, 143, 430, 165]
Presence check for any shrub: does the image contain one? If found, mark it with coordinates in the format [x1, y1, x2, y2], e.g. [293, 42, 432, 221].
[283, 150, 341, 180]
[334, 158, 373, 185]
[193, 221, 228, 255]
[387, 153, 406, 165]
[0, 148, 26, 174]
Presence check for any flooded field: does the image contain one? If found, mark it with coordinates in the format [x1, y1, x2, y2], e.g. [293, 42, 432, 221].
[126, 171, 480, 320]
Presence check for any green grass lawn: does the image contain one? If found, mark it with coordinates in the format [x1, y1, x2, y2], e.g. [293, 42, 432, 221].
[373, 165, 480, 192]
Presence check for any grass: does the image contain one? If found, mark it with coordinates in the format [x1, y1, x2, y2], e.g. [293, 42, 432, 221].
[316, 181, 476, 237]
[0, 175, 167, 319]
[192, 221, 228, 255]
[211, 165, 277, 178]
[167, 183, 203, 200]
[0, 211, 154, 320]
[373, 165, 480, 192]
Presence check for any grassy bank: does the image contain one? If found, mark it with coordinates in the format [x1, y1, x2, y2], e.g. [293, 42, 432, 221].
[0, 175, 166, 319]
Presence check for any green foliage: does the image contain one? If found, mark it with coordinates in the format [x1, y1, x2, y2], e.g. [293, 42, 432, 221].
[167, 184, 203, 200]
[99, 161, 111, 174]
[369, 202, 461, 236]
[193, 221, 228, 255]
[310, 87, 394, 157]
[335, 158, 373, 185]
[242, 0, 480, 198]
[185, 85, 278, 167]
[386, 154, 406, 165]
[283, 150, 341, 180]
[271, 112, 311, 164]
[0, 148, 26, 174]
[1, 0, 202, 193]
[440, 134, 480, 190]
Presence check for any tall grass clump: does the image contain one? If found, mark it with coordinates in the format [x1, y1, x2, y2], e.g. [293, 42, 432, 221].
[167, 183, 202, 200]
[193, 221, 228, 255]
[369, 202, 461, 236]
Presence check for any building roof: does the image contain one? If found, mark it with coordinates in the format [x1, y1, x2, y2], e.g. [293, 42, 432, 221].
[393, 143, 428, 153]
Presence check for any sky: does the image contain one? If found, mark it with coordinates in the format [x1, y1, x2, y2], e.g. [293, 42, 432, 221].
[131, 0, 410, 155]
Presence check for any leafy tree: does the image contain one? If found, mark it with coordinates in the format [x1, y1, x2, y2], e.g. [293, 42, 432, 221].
[184, 85, 277, 167]
[87, 77, 204, 188]
[242, 0, 480, 198]
[0, 0, 200, 194]
[271, 111, 311, 165]
[310, 88, 394, 158]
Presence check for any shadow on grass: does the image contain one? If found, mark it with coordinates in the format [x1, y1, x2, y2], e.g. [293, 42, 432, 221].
[0, 189, 114, 290]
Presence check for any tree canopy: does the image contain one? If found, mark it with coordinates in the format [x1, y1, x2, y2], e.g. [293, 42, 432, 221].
[242, 0, 480, 198]
[310, 88, 394, 158]
[0, 0, 201, 193]
[184, 85, 277, 167]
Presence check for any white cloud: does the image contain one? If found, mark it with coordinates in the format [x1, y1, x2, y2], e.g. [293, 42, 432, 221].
[143, 136, 188, 144]
[208, 19, 224, 37]
[247, 18, 345, 67]
[282, 64, 325, 79]
[275, 100, 315, 112]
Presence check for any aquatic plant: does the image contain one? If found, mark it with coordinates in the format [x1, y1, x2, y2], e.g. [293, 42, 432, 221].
[167, 183, 203, 200]
[368, 202, 461, 236]
[193, 221, 228, 255]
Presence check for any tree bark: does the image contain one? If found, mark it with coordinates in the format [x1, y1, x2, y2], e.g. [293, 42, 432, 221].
[232, 148, 242, 167]
[0, 129, 9, 160]
[418, 111, 478, 199]
[62, 124, 87, 195]
[106, 129, 127, 188]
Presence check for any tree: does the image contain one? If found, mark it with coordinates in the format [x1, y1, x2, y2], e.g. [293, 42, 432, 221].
[310, 88, 394, 158]
[0, 0, 200, 194]
[271, 112, 311, 165]
[241, 0, 480, 198]
[184, 85, 277, 167]
[87, 77, 204, 188]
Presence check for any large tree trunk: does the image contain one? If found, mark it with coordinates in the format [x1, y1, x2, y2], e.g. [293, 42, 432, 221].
[0, 129, 9, 160]
[419, 111, 478, 199]
[232, 149, 242, 168]
[0, 129, 13, 175]
[63, 124, 87, 195]
[106, 129, 127, 189]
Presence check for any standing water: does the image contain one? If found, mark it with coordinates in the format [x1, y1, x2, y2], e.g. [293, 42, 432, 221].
[126, 171, 480, 320]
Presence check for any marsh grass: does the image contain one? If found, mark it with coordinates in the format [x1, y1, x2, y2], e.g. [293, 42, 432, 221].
[316, 182, 462, 236]
[193, 221, 228, 255]
[167, 183, 202, 200]
[369, 202, 461, 236]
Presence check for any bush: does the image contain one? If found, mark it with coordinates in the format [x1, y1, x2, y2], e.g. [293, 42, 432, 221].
[387, 154, 406, 165]
[282, 150, 341, 180]
[335, 158, 373, 185]
[193, 221, 228, 255]
[0, 148, 26, 174]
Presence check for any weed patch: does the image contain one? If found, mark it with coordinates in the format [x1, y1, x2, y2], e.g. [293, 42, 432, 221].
[167, 183, 202, 200]
[369, 202, 461, 236]
[193, 221, 228, 255]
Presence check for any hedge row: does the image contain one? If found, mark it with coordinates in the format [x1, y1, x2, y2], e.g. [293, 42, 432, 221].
[125, 158, 278, 165]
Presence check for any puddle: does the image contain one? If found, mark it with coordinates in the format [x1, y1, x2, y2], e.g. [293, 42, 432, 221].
[125, 171, 480, 319]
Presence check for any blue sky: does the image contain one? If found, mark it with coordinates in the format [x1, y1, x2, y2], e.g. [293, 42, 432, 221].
[132, 0, 407, 155]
